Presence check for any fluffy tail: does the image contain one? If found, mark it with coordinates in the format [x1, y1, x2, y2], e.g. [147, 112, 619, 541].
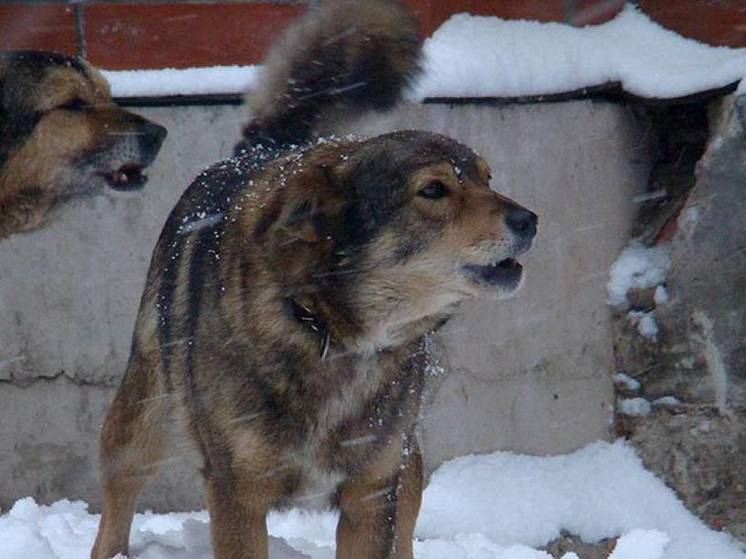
[235, 0, 421, 154]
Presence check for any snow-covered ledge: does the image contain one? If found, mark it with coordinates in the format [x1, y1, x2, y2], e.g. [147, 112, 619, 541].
[104, 5, 746, 103]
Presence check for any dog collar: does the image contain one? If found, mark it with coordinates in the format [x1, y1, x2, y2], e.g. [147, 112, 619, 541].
[285, 298, 333, 360]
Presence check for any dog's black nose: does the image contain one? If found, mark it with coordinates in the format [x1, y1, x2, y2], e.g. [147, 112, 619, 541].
[506, 207, 538, 239]
[138, 121, 168, 157]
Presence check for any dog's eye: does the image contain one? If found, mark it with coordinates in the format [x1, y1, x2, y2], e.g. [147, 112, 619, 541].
[60, 98, 88, 111]
[418, 181, 449, 200]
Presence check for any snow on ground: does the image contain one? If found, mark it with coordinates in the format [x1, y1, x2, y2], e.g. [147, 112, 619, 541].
[608, 530, 669, 559]
[1, 442, 743, 559]
[607, 241, 671, 306]
[103, 5, 746, 100]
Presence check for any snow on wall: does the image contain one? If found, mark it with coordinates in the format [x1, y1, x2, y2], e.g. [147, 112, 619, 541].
[1, 442, 743, 559]
[411, 5, 746, 100]
[104, 65, 259, 98]
[103, 5, 746, 100]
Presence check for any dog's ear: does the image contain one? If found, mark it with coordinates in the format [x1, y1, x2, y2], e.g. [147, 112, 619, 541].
[282, 197, 323, 243]
[271, 164, 347, 247]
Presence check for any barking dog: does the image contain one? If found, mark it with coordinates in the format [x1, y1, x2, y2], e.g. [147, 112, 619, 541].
[92, 1, 537, 558]
[0, 50, 167, 240]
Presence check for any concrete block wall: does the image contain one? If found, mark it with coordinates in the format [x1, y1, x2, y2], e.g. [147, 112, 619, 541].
[0, 99, 652, 511]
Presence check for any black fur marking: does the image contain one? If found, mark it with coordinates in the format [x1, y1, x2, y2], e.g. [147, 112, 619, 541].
[286, 199, 313, 227]
[245, 362, 287, 426]
[385, 470, 402, 556]
[392, 233, 426, 263]
[342, 131, 478, 249]
[1, 50, 88, 76]
[155, 151, 268, 388]
[345, 40, 419, 111]
[0, 112, 41, 169]
[184, 228, 214, 468]
[156, 238, 182, 393]
[236, 117, 311, 155]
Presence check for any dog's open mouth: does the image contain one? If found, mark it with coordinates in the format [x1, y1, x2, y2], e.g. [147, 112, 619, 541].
[103, 163, 148, 191]
[462, 257, 523, 290]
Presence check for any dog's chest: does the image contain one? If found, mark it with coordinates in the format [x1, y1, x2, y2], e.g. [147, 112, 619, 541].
[311, 357, 385, 435]
[285, 356, 391, 508]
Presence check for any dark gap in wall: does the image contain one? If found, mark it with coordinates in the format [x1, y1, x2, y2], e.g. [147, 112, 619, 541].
[632, 102, 711, 244]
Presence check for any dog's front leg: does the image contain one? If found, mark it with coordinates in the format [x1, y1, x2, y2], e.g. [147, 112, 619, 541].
[336, 445, 423, 559]
[204, 469, 272, 559]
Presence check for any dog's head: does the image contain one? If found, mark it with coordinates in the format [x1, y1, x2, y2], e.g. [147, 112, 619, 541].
[0, 50, 167, 196]
[255, 130, 537, 347]
[342, 131, 535, 296]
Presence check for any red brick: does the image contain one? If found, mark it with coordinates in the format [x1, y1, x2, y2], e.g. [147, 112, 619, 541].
[0, 5, 77, 55]
[83, 3, 304, 70]
[571, 0, 626, 26]
[404, 0, 622, 37]
[639, 0, 746, 47]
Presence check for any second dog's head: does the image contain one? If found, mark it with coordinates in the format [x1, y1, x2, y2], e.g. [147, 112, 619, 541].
[0, 51, 167, 198]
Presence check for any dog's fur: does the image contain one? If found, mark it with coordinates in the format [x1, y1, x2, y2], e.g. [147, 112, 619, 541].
[0, 50, 167, 240]
[236, 0, 420, 153]
[92, 2, 537, 558]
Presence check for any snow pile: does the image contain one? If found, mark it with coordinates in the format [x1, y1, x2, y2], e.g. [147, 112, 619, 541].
[613, 372, 641, 391]
[618, 397, 653, 417]
[609, 530, 669, 559]
[103, 5, 746, 100]
[410, 5, 746, 100]
[607, 241, 671, 306]
[654, 285, 669, 306]
[653, 396, 681, 408]
[2, 442, 743, 559]
[417, 441, 743, 557]
[627, 310, 659, 341]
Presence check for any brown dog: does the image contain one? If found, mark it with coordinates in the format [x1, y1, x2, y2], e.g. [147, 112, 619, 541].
[91, 2, 537, 558]
[0, 50, 167, 240]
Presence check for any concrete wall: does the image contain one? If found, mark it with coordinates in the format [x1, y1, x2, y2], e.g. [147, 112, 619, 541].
[0, 100, 652, 511]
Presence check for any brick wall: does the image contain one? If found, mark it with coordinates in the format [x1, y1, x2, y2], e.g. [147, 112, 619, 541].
[0, 2, 743, 70]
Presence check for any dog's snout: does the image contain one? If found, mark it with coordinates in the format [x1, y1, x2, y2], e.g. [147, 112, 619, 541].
[506, 207, 538, 239]
[138, 121, 168, 158]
